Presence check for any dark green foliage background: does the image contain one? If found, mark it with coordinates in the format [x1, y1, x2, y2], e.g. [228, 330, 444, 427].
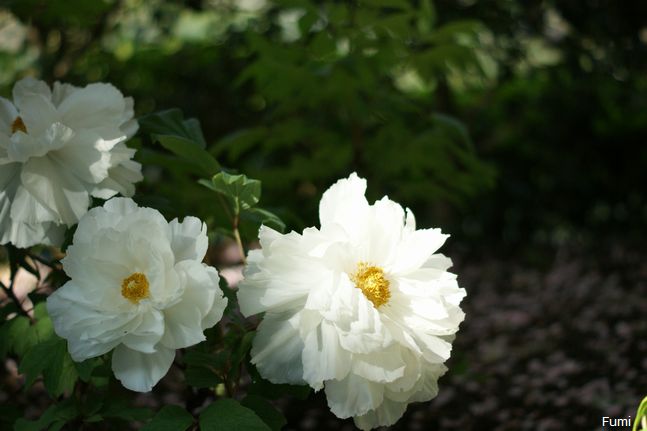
[2, 0, 645, 248]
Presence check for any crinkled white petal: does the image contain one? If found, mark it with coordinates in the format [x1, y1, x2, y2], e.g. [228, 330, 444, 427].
[167, 216, 208, 263]
[250, 310, 307, 386]
[20, 156, 90, 226]
[112, 344, 175, 392]
[302, 320, 352, 390]
[0, 97, 18, 135]
[353, 397, 409, 431]
[324, 373, 384, 419]
[160, 261, 226, 349]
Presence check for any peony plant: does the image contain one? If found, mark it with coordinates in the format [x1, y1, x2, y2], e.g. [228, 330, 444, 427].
[0, 78, 466, 430]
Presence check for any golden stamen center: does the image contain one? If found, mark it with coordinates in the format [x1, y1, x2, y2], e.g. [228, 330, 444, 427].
[121, 272, 150, 304]
[350, 262, 391, 308]
[11, 116, 27, 134]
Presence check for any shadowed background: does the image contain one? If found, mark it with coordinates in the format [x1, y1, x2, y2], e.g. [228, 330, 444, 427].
[0, 0, 645, 429]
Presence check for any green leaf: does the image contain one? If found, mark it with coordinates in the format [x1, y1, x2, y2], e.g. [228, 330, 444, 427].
[14, 398, 78, 431]
[102, 399, 153, 422]
[241, 395, 286, 431]
[139, 109, 206, 149]
[247, 365, 311, 401]
[185, 365, 221, 388]
[183, 348, 228, 388]
[202, 172, 261, 214]
[141, 406, 194, 431]
[242, 207, 286, 232]
[230, 331, 255, 369]
[153, 134, 220, 176]
[199, 399, 270, 431]
[139, 109, 220, 176]
[19, 336, 78, 397]
[4, 316, 30, 356]
[74, 357, 101, 382]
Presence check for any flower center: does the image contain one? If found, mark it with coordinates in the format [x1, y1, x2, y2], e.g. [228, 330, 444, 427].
[11, 116, 27, 134]
[121, 272, 150, 304]
[350, 262, 391, 308]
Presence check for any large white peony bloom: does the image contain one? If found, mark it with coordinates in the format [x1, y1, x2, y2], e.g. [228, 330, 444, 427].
[47, 198, 227, 392]
[0, 77, 142, 248]
[238, 173, 466, 430]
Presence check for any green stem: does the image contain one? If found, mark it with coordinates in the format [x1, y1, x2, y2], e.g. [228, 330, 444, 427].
[232, 216, 246, 265]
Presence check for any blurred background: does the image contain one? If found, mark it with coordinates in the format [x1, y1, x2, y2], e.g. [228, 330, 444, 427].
[0, 0, 646, 429]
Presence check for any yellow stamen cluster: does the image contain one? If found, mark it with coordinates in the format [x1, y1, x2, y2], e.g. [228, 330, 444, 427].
[121, 272, 150, 304]
[11, 116, 27, 134]
[351, 262, 391, 308]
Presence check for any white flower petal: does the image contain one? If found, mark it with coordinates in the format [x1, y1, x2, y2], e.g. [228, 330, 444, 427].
[47, 281, 137, 361]
[302, 320, 351, 390]
[121, 308, 165, 353]
[390, 228, 449, 274]
[250, 311, 307, 386]
[7, 122, 71, 163]
[12, 77, 52, 110]
[318, 172, 370, 240]
[57, 82, 126, 132]
[167, 217, 208, 263]
[351, 346, 405, 383]
[51, 129, 112, 183]
[0, 97, 18, 134]
[160, 262, 225, 349]
[324, 373, 384, 419]
[200, 265, 227, 330]
[20, 155, 90, 225]
[112, 344, 175, 392]
[14, 93, 59, 137]
[353, 398, 409, 431]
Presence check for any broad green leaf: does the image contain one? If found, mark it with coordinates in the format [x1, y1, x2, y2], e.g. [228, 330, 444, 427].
[4, 316, 30, 356]
[75, 357, 102, 382]
[141, 405, 194, 431]
[241, 395, 287, 431]
[139, 109, 206, 149]
[185, 365, 221, 388]
[199, 399, 270, 431]
[183, 350, 227, 389]
[139, 109, 219, 175]
[242, 207, 286, 232]
[19, 336, 78, 397]
[202, 172, 261, 213]
[153, 134, 220, 176]
[102, 399, 153, 422]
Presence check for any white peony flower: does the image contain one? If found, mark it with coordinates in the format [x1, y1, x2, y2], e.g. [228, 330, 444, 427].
[46, 198, 227, 392]
[238, 173, 466, 430]
[0, 77, 143, 248]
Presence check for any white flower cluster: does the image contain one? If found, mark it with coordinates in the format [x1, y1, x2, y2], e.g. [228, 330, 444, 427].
[0, 77, 142, 248]
[0, 77, 466, 429]
[238, 173, 466, 429]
